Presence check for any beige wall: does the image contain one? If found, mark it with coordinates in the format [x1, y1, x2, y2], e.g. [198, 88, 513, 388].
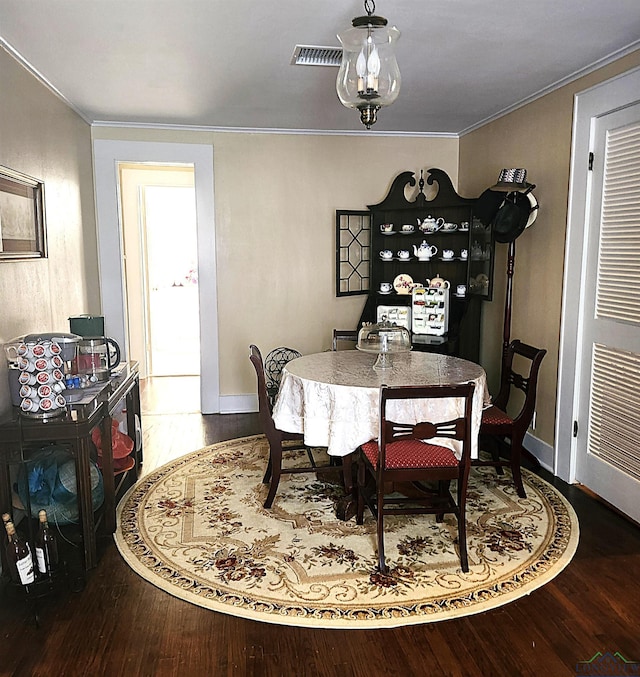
[92, 126, 460, 396]
[459, 51, 640, 449]
[0, 48, 97, 416]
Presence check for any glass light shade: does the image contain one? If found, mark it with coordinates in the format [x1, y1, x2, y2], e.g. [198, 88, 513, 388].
[336, 18, 401, 128]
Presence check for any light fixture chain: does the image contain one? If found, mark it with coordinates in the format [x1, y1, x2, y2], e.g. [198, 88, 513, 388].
[364, 0, 375, 17]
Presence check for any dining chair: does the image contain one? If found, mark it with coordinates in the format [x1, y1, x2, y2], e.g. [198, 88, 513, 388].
[473, 339, 547, 498]
[332, 329, 358, 351]
[263, 346, 302, 408]
[356, 382, 476, 573]
[249, 345, 329, 508]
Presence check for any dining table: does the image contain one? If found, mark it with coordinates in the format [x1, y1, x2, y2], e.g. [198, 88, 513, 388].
[272, 350, 490, 509]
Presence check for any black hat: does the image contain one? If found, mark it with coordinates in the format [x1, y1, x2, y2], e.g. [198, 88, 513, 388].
[475, 188, 504, 227]
[492, 190, 538, 243]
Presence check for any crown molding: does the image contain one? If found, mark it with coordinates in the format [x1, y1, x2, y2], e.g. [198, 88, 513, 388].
[0, 38, 92, 124]
[90, 120, 457, 139]
[459, 41, 640, 136]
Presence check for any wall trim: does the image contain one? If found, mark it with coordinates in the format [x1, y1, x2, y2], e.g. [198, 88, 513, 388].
[91, 120, 456, 139]
[524, 431, 554, 474]
[220, 394, 257, 415]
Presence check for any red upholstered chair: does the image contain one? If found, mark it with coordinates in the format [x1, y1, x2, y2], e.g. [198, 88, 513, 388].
[249, 345, 329, 508]
[356, 383, 475, 573]
[474, 339, 547, 499]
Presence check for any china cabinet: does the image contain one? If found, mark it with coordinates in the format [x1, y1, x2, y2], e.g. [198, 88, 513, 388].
[336, 168, 495, 361]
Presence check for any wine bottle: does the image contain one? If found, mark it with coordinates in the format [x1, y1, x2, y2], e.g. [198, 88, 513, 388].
[35, 509, 58, 576]
[4, 521, 36, 586]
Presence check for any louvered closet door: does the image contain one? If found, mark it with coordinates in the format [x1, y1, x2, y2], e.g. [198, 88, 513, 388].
[575, 102, 640, 522]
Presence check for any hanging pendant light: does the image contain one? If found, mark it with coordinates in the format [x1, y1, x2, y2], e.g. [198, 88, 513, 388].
[336, 0, 401, 129]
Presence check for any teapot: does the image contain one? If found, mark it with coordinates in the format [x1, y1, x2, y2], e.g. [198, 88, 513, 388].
[418, 216, 444, 233]
[413, 241, 438, 260]
[470, 241, 484, 260]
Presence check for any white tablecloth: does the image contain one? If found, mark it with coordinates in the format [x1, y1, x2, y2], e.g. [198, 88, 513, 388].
[272, 351, 490, 459]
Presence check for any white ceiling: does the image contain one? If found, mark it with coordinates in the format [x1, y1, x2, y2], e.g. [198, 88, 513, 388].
[1, 0, 640, 135]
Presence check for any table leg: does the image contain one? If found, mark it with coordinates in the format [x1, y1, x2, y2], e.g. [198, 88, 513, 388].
[335, 452, 358, 521]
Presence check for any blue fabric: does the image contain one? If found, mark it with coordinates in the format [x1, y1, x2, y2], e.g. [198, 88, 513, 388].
[16, 445, 104, 524]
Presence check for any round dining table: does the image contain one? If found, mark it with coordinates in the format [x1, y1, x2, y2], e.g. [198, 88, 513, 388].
[272, 350, 490, 460]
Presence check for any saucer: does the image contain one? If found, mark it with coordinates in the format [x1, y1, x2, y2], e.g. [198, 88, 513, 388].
[378, 290, 393, 295]
[380, 230, 396, 236]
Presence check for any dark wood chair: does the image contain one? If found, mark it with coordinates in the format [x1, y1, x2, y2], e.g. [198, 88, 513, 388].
[249, 345, 328, 508]
[263, 346, 302, 408]
[356, 382, 475, 573]
[332, 329, 358, 351]
[474, 339, 547, 498]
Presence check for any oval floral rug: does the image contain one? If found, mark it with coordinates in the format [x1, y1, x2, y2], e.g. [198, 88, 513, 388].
[115, 435, 579, 629]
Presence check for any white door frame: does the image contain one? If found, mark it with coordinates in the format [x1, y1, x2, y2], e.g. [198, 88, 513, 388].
[555, 65, 640, 482]
[93, 140, 219, 413]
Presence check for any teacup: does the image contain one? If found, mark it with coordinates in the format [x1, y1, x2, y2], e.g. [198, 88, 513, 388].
[397, 249, 410, 259]
[401, 224, 415, 233]
[379, 282, 393, 293]
[380, 223, 394, 233]
[460, 222, 469, 231]
[380, 249, 393, 259]
[460, 248, 468, 260]
[442, 249, 455, 260]
[456, 284, 467, 296]
[442, 222, 458, 231]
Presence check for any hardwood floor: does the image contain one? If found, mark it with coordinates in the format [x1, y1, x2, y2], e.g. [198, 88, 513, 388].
[1, 377, 639, 676]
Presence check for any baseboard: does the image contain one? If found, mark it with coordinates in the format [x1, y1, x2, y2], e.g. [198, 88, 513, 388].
[524, 431, 554, 473]
[219, 394, 257, 414]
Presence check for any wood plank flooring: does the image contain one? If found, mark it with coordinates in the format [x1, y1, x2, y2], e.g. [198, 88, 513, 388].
[1, 377, 639, 676]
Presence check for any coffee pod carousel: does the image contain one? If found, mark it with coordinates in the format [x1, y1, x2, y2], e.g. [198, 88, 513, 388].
[11, 338, 70, 418]
[356, 317, 412, 371]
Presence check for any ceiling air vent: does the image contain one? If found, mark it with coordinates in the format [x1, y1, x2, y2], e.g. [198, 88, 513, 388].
[291, 45, 343, 67]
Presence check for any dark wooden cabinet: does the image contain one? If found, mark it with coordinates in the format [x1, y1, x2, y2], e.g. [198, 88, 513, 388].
[0, 363, 142, 572]
[337, 168, 494, 362]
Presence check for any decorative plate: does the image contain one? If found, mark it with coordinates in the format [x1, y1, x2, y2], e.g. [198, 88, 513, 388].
[393, 273, 414, 294]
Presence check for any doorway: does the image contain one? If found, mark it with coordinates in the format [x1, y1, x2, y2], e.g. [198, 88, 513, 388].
[93, 140, 219, 414]
[119, 165, 200, 378]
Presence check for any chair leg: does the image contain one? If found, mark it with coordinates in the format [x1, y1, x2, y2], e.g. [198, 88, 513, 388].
[356, 457, 365, 525]
[377, 483, 387, 573]
[510, 436, 527, 499]
[263, 442, 283, 509]
[436, 480, 449, 522]
[457, 469, 470, 573]
[262, 457, 272, 484]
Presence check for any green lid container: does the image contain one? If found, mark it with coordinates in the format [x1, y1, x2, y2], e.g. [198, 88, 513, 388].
[69, 315, 105, 337]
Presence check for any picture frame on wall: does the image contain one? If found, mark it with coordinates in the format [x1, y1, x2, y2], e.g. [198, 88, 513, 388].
[0, 165, 47, 260]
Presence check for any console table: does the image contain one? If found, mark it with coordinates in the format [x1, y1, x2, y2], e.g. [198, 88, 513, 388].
[0, 362, 142, 571]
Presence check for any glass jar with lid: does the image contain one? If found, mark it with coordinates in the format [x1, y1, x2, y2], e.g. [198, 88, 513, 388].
[357, 317, 411, 370]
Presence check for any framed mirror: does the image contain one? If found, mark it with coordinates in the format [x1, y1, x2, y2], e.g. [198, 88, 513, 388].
[0, 165, 47, 260]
